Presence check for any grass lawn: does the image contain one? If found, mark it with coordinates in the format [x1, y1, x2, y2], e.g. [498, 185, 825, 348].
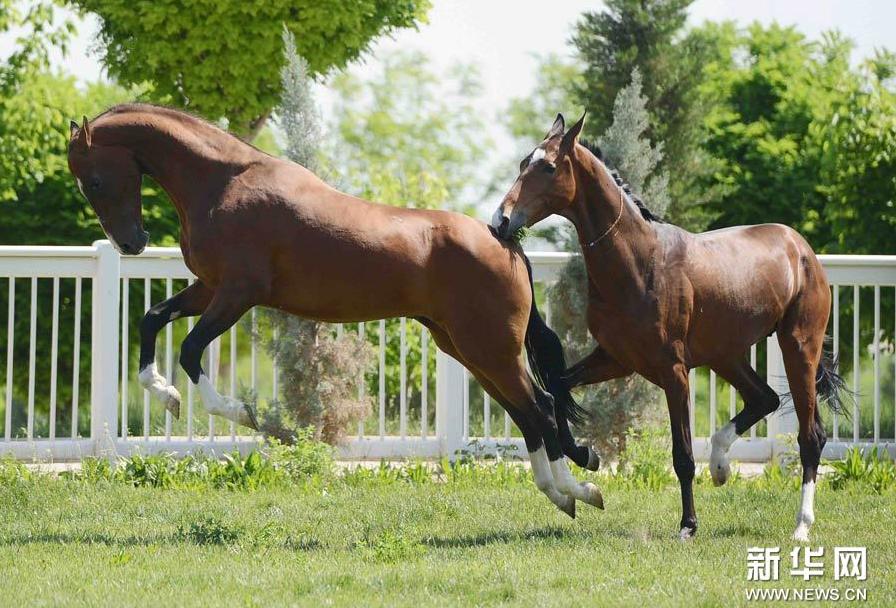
[0, 468, 894, 607]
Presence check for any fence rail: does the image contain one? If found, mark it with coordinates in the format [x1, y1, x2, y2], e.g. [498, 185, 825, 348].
[0, 241, 893, 462]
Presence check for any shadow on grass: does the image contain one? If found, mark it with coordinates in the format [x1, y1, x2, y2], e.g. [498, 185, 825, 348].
[422, 525, 584, 549]
[0, 531, 177, 548]
[0, 530, 323, 551]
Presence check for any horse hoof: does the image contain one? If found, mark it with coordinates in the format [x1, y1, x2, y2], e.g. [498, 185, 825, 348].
[585, 447, 601, 472]
[582, 482, 604, 510]
[711, 461, 730, 487]
[239, 404, 259, 431]
[792, 524, 810, 543]
[678, 526, 696, 541]
[559, 496, 576, 519]
[165, 388, 181, 420]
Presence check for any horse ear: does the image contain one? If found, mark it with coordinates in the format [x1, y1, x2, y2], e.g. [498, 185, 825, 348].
[69, 120, 80, 140]
[76, 115, 92, 148]
[559, 111, 586, 157]
[546, 113, 565, 139]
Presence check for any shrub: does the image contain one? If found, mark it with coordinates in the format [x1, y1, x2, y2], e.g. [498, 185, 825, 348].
[613, 427, 675, 490]
[828, 447, 896, 494]
[177, 516, 240, 546]
[265, 429, 335, 482]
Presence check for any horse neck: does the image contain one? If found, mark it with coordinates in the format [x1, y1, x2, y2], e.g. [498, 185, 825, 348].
[563, 152, 658, 299]
[95, 113, 256, 223]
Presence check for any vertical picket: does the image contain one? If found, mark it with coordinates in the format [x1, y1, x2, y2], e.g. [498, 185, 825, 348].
[27, 277, 36, 439]
[5, 278, 13, 441]
[70, 278, 81, 438]
[120, 278, 129, 439]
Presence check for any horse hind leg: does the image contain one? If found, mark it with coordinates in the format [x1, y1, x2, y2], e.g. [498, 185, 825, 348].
[710, 358, 781, 486]
[420, 318, 582, 516]
[775, 277, 829, 542]
[779, 331, 827, 543]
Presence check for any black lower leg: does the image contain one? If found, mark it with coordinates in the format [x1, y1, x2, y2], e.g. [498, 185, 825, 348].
[139, 282, 211, 370]
[532, 384, 564, 461]
[557, 413, 590, 468]
[673, 439, 697, 533]
[731, 391, 780, 435]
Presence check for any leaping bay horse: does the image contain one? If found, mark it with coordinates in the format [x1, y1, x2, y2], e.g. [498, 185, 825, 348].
[491, 113, 845, 542]
[67, 104, 602, 516]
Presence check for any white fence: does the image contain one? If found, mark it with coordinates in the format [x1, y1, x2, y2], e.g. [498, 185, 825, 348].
[0, 241, 893, 462]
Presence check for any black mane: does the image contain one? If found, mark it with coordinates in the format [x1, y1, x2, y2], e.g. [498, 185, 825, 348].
[579, 139, 664, 223]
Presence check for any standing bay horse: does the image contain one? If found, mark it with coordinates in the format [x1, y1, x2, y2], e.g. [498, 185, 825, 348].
[491, 113, 845, 541]
[66, 103, 602, 516]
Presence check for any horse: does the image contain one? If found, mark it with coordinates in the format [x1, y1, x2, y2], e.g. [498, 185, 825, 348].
[490, 113, 845, 541]
[66, 103, 603, 516]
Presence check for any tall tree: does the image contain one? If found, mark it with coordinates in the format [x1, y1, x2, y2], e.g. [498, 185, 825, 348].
[71, 0, 431, 136]
[572, 0, 715, 228]
[325, 50, 488, 213]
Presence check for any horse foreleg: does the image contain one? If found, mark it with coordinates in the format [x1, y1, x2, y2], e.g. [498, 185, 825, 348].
[711, 359, 781, 486]
[663, 364, 697, 539]
[179, 286, 258, 430]
[138, 281, 212, 419]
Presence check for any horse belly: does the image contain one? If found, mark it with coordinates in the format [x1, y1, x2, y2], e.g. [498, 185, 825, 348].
[265, 245, 430, 323]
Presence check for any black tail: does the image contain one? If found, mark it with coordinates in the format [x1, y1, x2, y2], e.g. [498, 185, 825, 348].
[780, 337, 853, 415]
[816, 341, 850, 416]
[521, 255, 589, 427]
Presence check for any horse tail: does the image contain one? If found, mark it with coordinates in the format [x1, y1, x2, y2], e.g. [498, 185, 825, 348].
[521, 254, 589, 427]
[816, 339, 850, 416]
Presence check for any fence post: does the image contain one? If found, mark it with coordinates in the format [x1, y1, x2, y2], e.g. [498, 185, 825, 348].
[766, 333, 797, 456]
[435, 349, 465, 459]
[91, 240, 120, 453]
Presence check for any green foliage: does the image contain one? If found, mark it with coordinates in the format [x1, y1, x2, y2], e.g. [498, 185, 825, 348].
[815, 60, 896, 255]
[71, 438, 332, 489]
[325, 50, 489, 212]
[70, 0, 431, 135]
[265, 431, 335, 482]
[698, 23, 896, 256]
[828, 447, 896, 494]
[357, 527, 423, 563]
[0, 455, 32, 484]
[613, 428, 675, 490]
[177, 516, 240, 546]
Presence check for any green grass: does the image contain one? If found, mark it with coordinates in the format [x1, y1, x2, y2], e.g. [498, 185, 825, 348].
[0, 467, 893, 607]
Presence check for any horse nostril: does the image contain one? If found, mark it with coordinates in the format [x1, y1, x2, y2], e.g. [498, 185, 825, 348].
[498, 216, 510, 237]
[120, 242, 135, 254]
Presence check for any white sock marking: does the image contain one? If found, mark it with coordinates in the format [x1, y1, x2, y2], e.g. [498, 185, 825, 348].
[138, 362, 180, 412]
[529, 447, 572, 511]
[550, 457, 603, 508]
[196, 373, 254, 428]
[793, 480, 816, 542]
[710, 421, 738, 485]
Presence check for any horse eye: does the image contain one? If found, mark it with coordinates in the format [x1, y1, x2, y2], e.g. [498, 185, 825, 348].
[519, 158, 529, 173]
[543, 163, 556, 174]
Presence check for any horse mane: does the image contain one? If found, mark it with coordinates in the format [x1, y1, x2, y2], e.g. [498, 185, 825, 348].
[578, 139, 664, 223]
[93, 103, 271, 157]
